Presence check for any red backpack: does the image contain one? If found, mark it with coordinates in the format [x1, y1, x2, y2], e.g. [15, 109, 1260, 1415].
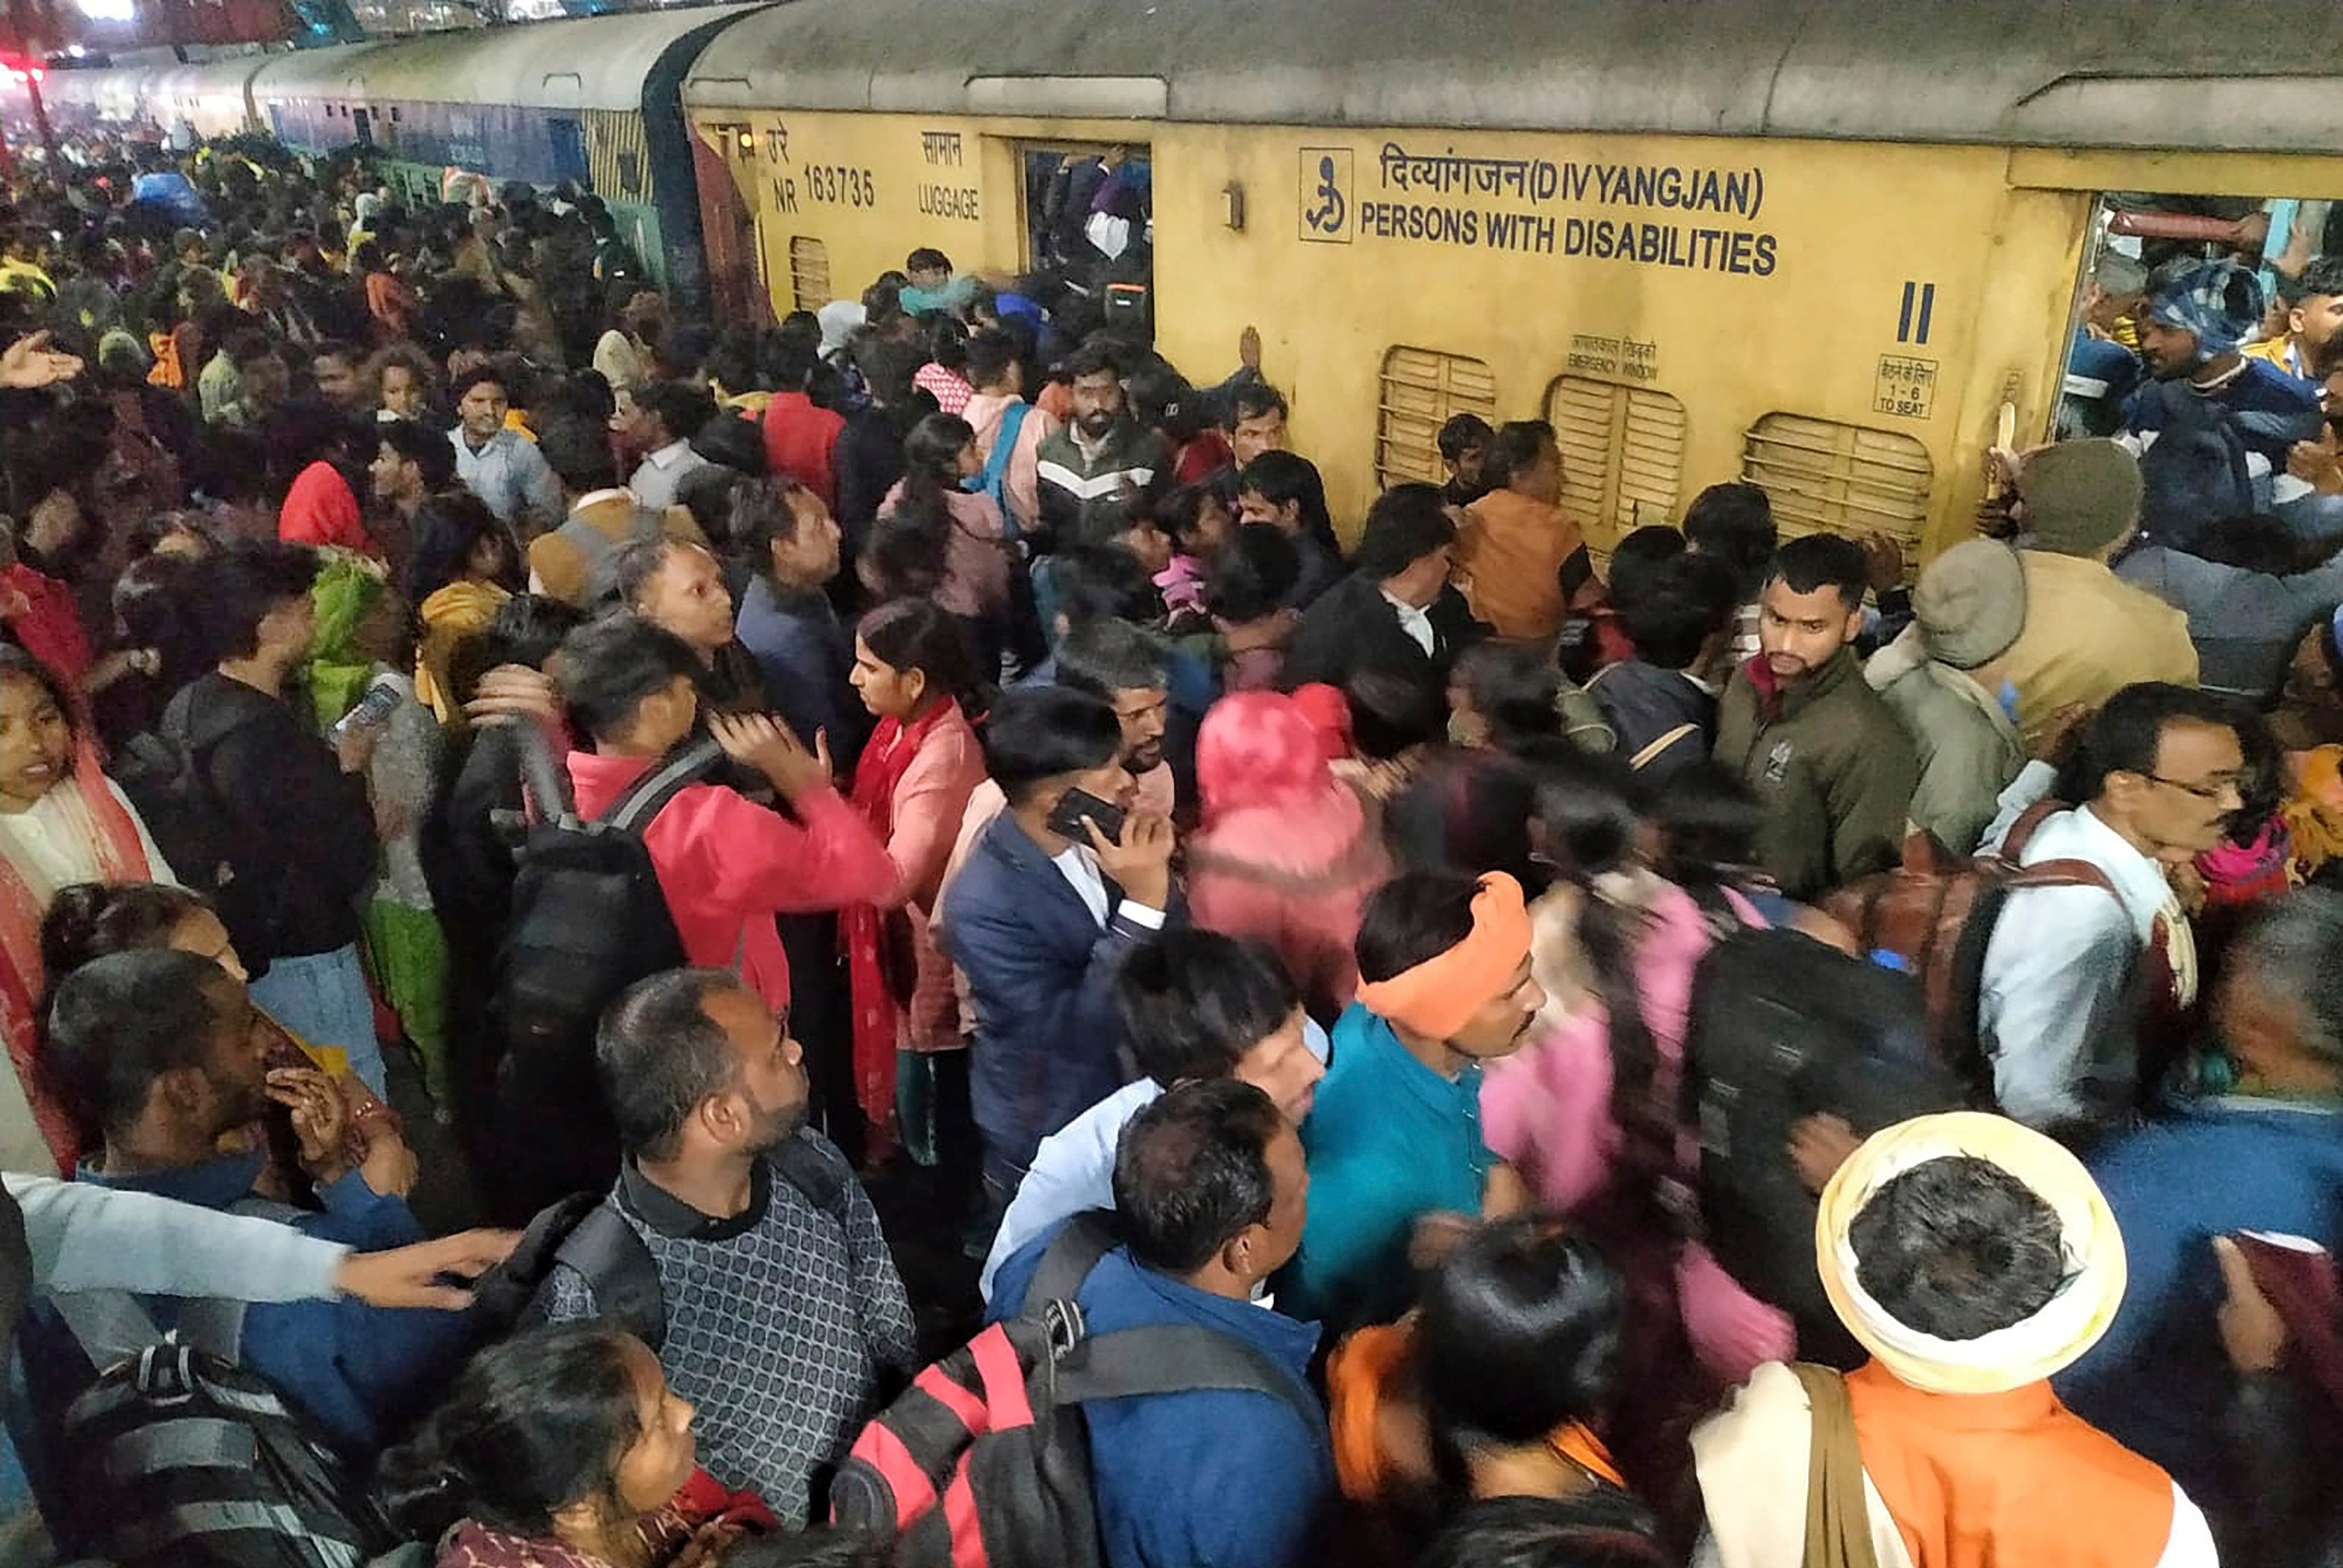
[829, 1213, 1318, 1568]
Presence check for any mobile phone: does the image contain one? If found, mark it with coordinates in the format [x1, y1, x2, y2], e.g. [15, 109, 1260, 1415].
[328, 682, 401, 741]
[1046, 786, 1128, 845]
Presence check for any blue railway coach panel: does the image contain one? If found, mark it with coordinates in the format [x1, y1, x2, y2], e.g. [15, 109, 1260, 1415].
[274, 97, 601, 194]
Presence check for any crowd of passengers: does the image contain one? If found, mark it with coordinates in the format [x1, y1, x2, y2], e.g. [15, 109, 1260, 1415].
[0, 130, 2326, 1568]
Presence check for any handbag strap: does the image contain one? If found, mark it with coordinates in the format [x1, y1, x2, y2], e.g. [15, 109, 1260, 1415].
[1789, 1363, 1881, 1568]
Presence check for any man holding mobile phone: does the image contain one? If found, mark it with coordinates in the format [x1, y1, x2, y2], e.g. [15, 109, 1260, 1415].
[940, 686, 1180, 1210]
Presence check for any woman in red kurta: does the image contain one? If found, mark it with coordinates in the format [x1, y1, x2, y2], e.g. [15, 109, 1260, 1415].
[840, 599, 988, 1160]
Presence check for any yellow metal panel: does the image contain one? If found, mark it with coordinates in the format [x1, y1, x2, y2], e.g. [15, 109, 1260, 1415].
[697, 99, 2328, 557]
[2007, 147, 2343, 201]
[584, 109, 650, 203]
[687, 107, 1157, 330]
[789, 237, 833, 311]
[1545, 377, 1685, 551]
[1742, 413, 1933, 551]
[1375, 346, 1496, 490]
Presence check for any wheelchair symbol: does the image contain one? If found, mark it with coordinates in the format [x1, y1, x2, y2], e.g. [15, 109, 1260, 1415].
[1299, 148, 1352, 243]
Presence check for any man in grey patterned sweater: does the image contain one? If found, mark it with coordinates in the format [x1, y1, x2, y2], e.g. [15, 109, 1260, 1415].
[538, 968, 915, 1525]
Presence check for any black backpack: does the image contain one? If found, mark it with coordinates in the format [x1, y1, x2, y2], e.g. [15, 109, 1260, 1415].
[830, 1213, 1319, 1568]
[47, 1252, 396, 1567]
[113, 685, 278, 957]
[468, 1133, 857, 1352]
[490, 728, 720, 1213]
[1679, 923, 1968, 1364]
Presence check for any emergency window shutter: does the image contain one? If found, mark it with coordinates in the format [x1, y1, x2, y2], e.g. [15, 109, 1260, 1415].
[789, 237, 832, 312]
[1741, 413, 1934, 554]
[1545, 376, 1688, 551]
[1375, 346, 1497, 490]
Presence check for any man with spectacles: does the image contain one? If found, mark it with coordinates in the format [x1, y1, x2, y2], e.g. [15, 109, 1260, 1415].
[1977, 682, 2244, 1137]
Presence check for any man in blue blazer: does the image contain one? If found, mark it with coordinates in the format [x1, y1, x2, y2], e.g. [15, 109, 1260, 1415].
[940, 686, 1180, 1205]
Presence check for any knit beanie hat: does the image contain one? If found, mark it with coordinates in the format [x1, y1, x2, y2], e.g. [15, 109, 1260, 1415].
[2017, 439, 2143, 558]
[1913, 539, 2027, 670]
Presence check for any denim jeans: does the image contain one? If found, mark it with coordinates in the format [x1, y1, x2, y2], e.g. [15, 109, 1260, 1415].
[249, 943, 387, 1096]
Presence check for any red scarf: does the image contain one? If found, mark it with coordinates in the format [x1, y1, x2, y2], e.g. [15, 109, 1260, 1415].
[0, 566, 92, 689]
[436, 1468, 776, 1567]
[0, 743, 158, 1171]
[838, 701, 948, 1156]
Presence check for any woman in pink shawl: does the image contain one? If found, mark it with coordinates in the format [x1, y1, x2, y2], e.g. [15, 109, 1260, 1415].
[0, 646, 177, 1171]
[1477, 754, 1792, 1506]
[1186, 690, 1389, 1025]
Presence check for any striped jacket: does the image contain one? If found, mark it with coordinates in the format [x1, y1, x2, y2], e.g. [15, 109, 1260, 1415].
[1034, 417, 1165, 549]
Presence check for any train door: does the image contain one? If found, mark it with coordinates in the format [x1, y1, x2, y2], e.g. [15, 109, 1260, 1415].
[694, 122, 770, 328]
[1022, 140, 1152, 333]
[2057, 189, 2331, 434]
[547, 117, 589, 188]
[349, 106, 372, 148]
[2049, 185, 2340, 551]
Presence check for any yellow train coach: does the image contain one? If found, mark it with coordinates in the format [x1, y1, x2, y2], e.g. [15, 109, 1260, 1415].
[680, 0, 2343, 559]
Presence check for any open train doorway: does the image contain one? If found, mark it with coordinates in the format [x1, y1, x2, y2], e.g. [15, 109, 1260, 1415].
[2056, 191, 2341, 547]
[1022, 140, 1152, 337]
[2059, 193, 2340, 437]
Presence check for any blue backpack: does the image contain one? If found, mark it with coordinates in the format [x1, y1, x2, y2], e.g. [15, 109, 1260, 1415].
[975, 400, 1034, 542]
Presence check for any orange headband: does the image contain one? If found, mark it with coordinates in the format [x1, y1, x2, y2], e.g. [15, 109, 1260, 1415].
[1354, 872, 1532, 1042]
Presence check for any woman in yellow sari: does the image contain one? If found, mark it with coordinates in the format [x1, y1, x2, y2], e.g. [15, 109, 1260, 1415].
[403, 492, 521, 727]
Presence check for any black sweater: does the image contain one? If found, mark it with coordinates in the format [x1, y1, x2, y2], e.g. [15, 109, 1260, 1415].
[175, 672, 377, 965]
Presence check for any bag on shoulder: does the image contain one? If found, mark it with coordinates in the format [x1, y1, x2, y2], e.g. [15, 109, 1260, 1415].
[830, 1213, 1318, 1568]
[466, 1192, 665, 1348]
[469, 1132, 858, 1351]
[978, 399, 1033, 538]
[1818, 800, 2125, 1096]
[48, 1288, 394, 1568]
[113, 686, 278, 955]
[491, 729, 720, 1205]
[1681, 923, 1965, 1354]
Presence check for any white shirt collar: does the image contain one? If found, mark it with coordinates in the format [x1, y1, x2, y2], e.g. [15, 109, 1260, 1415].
[2050, 804, 2182, 940]
[1049, 843, 1111, 927]
[645, 438, 694, 470]
[1382, 588, 1436, 655]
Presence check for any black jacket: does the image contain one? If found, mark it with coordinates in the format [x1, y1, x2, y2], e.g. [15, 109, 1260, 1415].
[177, 672, 376, 965]
[1585, 658, 1717, 780]
[1281, 574, 1487, 696]
[833, 406, 915, 543]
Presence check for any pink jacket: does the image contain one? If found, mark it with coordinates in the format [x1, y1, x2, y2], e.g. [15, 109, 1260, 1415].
[962, 391, 1061, 534]
[567, 754, 899, 1016]
[1480, 878, 1794, 1384]
[1186, 792, 1387, 1021]
[870, 704, 988, 1053]
[879, 481, 1012, 619]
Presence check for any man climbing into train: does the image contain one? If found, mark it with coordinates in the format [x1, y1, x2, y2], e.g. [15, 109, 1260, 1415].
[2123, 258, 2321, 553]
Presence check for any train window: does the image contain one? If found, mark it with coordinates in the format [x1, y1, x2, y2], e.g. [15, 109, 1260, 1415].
[1545, 377, 1687, 551]
[1740, 413, 1933, 551]
[1375, 347, 1497, 490]
[789, 237, 833, 312]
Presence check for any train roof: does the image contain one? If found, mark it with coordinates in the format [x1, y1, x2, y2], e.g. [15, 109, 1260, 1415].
[253, 5, 754, 112]
[678, 0, 2343, 155]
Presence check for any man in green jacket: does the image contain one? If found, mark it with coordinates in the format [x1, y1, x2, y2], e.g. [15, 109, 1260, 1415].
[1714, 533, 1918, 898]
[1866, 538, 2031, 855]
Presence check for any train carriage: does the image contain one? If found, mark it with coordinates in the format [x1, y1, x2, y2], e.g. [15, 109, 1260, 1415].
[680, 0, 2343, 560]
[251, 5, 753, 302]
